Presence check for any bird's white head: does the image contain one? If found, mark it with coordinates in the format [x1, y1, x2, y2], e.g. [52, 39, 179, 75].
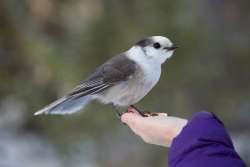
[128, 36, 178, 65]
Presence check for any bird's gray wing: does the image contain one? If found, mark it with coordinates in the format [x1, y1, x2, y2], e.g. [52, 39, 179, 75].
[34, 53, 137, 115]
[68, 53, 137, 97]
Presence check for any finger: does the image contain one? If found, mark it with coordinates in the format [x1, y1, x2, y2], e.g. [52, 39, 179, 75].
[121, 112, 140, 125]
[121, 113, 149, 138]
[121, 112, 147, 130]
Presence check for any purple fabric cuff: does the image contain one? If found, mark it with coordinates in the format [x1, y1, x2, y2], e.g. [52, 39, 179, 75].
[168, 111, 246, 167]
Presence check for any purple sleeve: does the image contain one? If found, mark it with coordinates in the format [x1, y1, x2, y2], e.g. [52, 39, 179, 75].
[169, 111, 247, 167]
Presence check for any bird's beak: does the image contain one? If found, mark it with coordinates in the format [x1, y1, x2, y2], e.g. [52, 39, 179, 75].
[164, 45, 179, 51]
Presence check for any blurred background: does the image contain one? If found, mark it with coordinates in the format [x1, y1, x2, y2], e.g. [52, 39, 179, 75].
[0, 0, 250, 166]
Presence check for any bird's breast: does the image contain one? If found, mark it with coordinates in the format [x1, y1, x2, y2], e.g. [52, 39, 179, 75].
[96, 62, 161, 106]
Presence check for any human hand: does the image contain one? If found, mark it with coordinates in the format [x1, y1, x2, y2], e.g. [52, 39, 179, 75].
[121, 107, 188, 147]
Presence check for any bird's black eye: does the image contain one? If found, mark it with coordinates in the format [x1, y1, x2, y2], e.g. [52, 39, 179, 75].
[153, 42, 161, 49]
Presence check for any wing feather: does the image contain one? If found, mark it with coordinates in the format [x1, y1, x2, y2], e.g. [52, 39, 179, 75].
[67, 53, 137, 98]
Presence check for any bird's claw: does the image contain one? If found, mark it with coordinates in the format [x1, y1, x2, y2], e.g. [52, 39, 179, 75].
[128, 105, 159, 117]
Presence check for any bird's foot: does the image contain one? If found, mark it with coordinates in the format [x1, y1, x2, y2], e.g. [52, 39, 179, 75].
[142, 111, 159, 117]
[128, 105, 159, 117]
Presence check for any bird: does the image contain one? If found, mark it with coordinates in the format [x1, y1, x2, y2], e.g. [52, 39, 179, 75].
[34, 36, 178, 117]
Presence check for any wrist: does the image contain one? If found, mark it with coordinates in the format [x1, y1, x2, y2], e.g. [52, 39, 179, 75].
[167, 118, 188, 147]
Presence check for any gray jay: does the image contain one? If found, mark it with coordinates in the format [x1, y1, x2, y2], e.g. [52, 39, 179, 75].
[34, 36, 178, 116]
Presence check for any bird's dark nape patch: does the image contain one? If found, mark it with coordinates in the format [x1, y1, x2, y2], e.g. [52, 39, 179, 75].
[135, 38, 153, 47]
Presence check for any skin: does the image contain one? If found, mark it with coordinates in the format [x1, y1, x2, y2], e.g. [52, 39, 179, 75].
[121, 107, 188, 147]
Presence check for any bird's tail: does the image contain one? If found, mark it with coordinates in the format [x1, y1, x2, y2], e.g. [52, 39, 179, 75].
[34, 95, 93, 115]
